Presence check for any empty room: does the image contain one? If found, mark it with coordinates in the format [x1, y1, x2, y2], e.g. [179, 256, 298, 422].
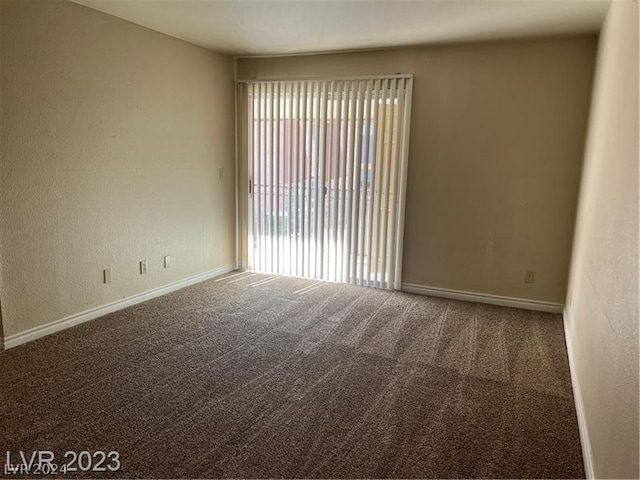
[0, 0, 637, 479]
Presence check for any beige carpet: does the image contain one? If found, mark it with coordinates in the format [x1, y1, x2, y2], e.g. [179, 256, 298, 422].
[0, 272, 584, 479]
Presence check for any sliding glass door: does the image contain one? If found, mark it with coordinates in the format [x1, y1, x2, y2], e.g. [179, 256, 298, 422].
[238, 76, 412, 290]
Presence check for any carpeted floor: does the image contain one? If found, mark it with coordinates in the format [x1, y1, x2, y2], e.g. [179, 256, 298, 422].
[0, 272, 584, 479]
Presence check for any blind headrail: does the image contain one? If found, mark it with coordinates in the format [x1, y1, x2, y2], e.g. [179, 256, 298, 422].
[236, 74, 413, 84]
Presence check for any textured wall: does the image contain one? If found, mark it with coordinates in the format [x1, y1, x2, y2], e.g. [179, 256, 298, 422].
[0, 0, 235, 338]
[238, 35, 596, 303]
[565, 2, 639, 478]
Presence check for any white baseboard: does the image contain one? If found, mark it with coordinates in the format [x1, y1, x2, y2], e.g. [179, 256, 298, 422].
[3, 264, 236, 350]
[401, 283, 564, 313]
[563, 308, 595, 479]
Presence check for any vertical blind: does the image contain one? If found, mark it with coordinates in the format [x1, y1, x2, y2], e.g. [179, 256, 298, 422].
[238, 76, 413, 290]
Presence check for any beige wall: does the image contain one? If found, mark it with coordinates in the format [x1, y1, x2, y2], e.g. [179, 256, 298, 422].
[238, 36, 597, 303]
[565, 2, 639, 478]
[0, 0, 236, 339]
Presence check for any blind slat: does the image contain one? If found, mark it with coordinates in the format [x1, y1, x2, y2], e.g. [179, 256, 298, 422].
[317, 82, 328, 279]
[371, 79, 388, 288]
[336, 81, 349, 283]
[295, 82, 303, 277]
[364, 79, 380, 286]
[387, 79, 406, 286]
[274, 82, 280, 273]
[378, 78, 397, 289]
[349, 81, 365, 284]
[357, 80, 373, 285]
[258, 83, 266, 273]
[343, 81, 357, 283]
[300, 81, 308, 277]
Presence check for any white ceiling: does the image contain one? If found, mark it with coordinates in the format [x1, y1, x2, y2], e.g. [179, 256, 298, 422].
[71, 0, 610, 56]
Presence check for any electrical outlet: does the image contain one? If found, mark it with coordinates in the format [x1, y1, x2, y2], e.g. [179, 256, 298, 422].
[164, 255, 171, 268]
[140, 260, 148, 275]
[103, 268, 112, 284]
[525, 270, 536, 284]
